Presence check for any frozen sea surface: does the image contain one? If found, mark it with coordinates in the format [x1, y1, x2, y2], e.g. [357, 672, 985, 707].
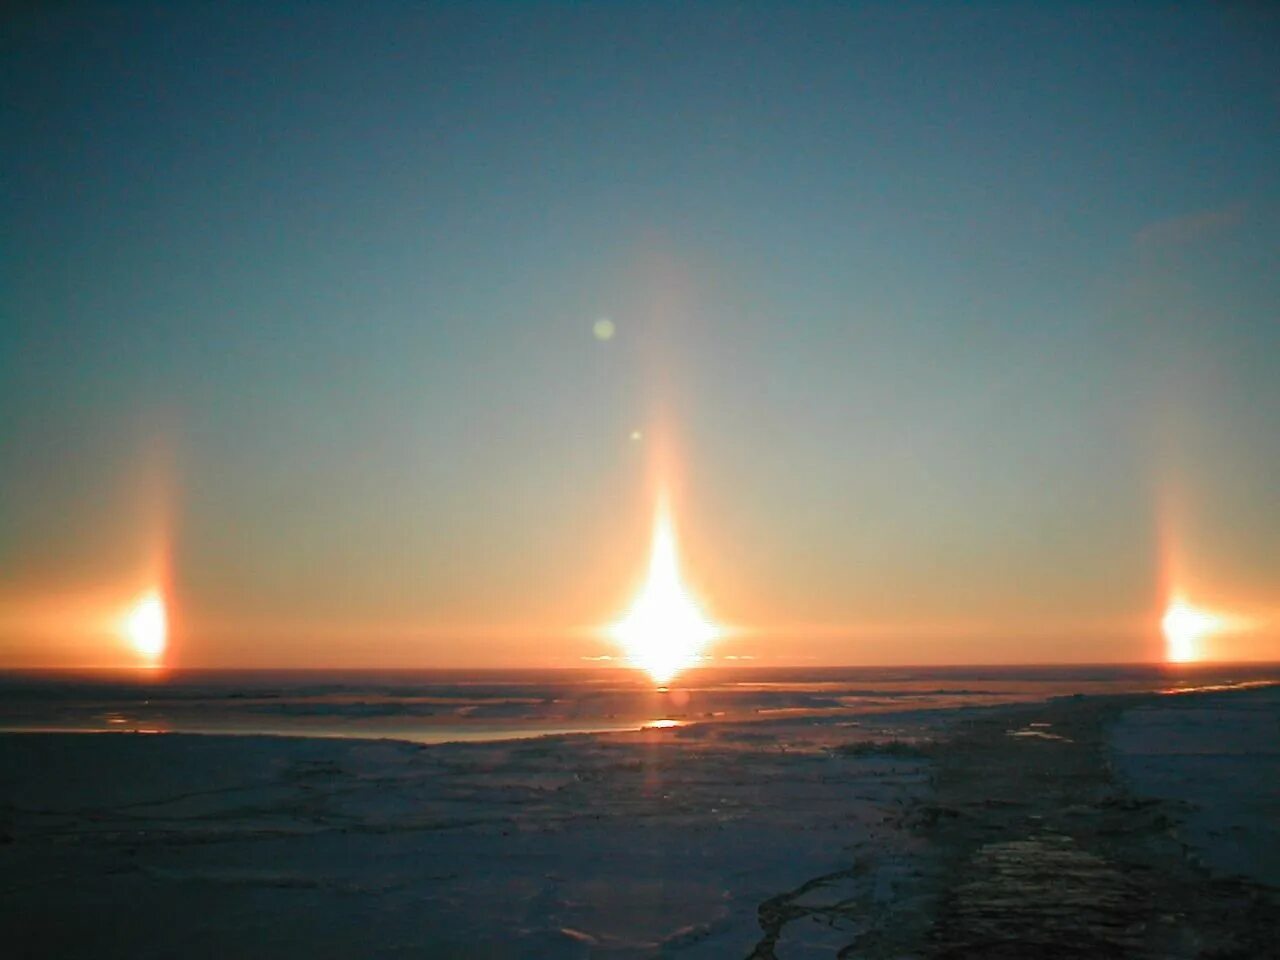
[1, 662, 1275, 743]
[3, 665, 1278, 958]
[0, 712, 944, 959]
[1111, 684, 1280, 888]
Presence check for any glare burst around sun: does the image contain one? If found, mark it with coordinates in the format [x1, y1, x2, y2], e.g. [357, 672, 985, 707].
[1161, 597, 1221, 664]
[610, 503, 719, 685]
[123, 591, 167, 663]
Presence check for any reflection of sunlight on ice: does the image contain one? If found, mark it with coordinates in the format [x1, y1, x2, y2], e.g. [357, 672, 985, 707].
[642, 719, 684, 730]
[1159, 679, 1277, 696]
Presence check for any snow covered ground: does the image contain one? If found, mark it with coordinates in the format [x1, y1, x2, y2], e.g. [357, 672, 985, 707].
[0, 714, 942, 959]
[5, 685, 1277, 958]
[1110, 684, 1280, 888]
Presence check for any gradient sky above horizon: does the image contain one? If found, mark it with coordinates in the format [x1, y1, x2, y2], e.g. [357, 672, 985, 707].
[3, 2, 1278, 668]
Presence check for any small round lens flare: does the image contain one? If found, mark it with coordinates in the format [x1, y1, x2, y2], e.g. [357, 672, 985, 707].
[610, 505, 719, 685]
[123, 591, 167, 663]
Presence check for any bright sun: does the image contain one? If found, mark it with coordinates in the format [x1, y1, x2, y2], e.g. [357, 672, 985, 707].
[1161, 597, 1221, 664]
[123, 591, 167, 662]
[610, 502, 719, 685]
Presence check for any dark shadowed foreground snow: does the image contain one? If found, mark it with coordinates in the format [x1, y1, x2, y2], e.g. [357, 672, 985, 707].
[2, 687, 1278, 958]
[0, 714, 940, 958]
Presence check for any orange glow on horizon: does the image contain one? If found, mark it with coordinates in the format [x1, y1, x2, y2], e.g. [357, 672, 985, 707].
[609, 498, 720, 685]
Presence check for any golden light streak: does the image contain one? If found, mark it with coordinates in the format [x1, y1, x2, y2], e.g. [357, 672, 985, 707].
[1152, 478, 1264, 663]
[122, 590, 167, 664]
[610, 499, 719, 685]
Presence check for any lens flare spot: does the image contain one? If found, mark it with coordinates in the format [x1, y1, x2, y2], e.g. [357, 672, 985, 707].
[610, 503, 719, 685]
[123, 591, 167, 662]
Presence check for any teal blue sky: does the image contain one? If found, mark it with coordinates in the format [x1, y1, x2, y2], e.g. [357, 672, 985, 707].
[3, 3, 1278, 666]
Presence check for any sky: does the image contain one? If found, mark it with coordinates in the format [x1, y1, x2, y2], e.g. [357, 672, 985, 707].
[3, 2, 1278, 669]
